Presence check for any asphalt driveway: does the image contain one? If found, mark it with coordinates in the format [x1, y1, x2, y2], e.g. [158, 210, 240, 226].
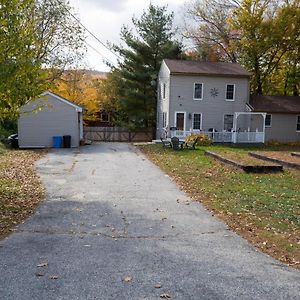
[0, 143, 299, 299]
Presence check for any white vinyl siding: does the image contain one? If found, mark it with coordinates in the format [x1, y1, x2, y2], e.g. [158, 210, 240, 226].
[193, 83, 203, 100]
[18, 93, 82, 148]
[225, 84, 235, 101]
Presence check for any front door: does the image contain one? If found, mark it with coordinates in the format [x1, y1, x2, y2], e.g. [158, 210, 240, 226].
[175, 112, 185, 131]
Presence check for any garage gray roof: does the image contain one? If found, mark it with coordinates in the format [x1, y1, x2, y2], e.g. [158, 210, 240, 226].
[163, 59, 251, 78]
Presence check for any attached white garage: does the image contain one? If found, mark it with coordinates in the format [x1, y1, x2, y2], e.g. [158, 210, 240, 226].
[18, 91, 83, 148]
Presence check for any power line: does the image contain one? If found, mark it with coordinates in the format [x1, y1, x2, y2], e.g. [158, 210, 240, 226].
[84, 40, 116, 67]
[65, 8, 122, 61]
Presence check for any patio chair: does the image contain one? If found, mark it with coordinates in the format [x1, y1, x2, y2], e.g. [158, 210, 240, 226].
[171, 137, 183, 150]
[185, 137, 199, 150]
[160, 138, 172, 148]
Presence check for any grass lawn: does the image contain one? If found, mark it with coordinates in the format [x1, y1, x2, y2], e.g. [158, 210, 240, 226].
[0, 144, 45, 238]
[139, 144, 300, 269]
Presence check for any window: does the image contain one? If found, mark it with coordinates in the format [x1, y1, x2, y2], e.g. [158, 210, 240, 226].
[162, 112, 167, 128]
[265, 114, 272, 127]
[224, 114, 234, 131]
[161, 83, 166, 99]
[193, 113, 202, 130]
[194, 83, 203, 100]
[297, 116, 300, 131]
[226, 84, 235, 100]
[100, 112, 109, 122]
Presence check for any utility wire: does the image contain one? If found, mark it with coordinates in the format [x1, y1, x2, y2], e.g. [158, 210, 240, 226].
[65, 8, 122, 61]
[84, 41, 116, 67]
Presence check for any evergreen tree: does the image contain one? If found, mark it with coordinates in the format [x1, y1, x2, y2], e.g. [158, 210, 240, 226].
[113, 4, 182, 128]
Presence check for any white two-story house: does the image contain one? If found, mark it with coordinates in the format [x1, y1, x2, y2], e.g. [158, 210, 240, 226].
[156, 59, 268, 143]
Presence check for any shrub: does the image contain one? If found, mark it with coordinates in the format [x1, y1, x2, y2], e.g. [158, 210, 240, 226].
[186, 133, 212, 146]
[0, 119, 17, 143]
[265, 139, 300, 147]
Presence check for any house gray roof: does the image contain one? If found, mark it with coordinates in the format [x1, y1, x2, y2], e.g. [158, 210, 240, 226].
[163, 59, 251, 78]
[249, 95, 300, 114]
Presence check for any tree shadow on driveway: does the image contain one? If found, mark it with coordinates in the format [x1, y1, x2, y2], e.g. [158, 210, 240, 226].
[0, 199, 299, 300]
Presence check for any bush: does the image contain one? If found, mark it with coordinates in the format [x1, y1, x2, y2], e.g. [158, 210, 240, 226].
[265, 139, 300, 147]
[0, 119, 17, 143]
[186, 133, 213, 146]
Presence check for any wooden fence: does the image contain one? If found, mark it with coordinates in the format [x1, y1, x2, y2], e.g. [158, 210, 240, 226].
[84, 127, 154, 142]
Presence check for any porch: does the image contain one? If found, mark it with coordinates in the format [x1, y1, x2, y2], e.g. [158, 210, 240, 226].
[167, 112, 267, 144]
[170, 129, 265, 143]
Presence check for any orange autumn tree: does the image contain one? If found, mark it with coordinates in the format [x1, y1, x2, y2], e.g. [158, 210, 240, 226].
[52, 70, 107, 122]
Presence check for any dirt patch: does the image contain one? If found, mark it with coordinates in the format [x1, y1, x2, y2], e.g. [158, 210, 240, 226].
[250, 151, 300, 170]
[213, 150, 273, 165]
[207, 150, 283, 173]
[0, 148, 46, 238]
[256, 151, 300, 164]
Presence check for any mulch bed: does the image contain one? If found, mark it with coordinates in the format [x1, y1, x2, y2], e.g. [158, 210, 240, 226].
[205, 150, 283, 173]
[249, 152, 300, 170]
[291, 152, 300, 158]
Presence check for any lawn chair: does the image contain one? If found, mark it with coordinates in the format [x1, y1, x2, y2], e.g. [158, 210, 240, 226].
[185, 137, 199, 150]
[160, 138, 172, 148]
[171, 137, 183, 150]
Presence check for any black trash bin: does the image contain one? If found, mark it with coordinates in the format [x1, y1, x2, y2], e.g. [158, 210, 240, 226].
[63, 135, 71, 148]
[8, 134, 19, 149]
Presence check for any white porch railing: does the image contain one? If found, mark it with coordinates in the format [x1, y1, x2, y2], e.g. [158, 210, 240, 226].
[233, 132, 265, 143]
[169, 130, 265, 143]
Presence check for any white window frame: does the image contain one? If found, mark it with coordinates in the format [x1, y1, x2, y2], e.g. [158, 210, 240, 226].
[192, 113, 202, 130]
[223, 113, 234, 131]
[225, 84, 235, 101]
[265, 114, 272, 128]
[174, 111, 186, 132]
[297, 115, 300, 132]
[193, 83, 203, 100]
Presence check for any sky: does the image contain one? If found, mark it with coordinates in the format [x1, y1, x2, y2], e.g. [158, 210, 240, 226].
[68, 0, 186, 72]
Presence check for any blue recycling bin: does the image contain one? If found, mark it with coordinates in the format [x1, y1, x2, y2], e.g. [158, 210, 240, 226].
[53, 136, 62, 148]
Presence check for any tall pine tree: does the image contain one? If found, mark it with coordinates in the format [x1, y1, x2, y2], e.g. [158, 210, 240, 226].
[113, 4, 182, 128]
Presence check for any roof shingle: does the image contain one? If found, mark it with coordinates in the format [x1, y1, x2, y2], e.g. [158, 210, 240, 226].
[249, 95, 300, 114]
[163, 59, 251, 77]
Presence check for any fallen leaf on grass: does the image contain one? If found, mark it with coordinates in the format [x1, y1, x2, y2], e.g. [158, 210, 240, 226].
[123, 276, 132, 282]
[160, 293, 171, 298]
[37, 262, 48, 267]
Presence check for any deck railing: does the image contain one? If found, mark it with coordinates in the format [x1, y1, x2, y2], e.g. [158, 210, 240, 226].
[169, 130, 264, 144]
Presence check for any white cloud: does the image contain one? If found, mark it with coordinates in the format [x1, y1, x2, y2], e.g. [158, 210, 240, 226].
[69, 0, 185, 71]
[80, 0, 125, 12]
